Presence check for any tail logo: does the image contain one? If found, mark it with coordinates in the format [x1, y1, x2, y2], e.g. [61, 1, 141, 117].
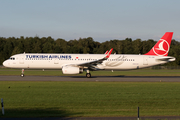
[153, 39, 169, 56]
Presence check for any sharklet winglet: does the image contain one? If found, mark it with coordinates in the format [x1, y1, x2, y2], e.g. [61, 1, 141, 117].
[106, 48, 113, 58]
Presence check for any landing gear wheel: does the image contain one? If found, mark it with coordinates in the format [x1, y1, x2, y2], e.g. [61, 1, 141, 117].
[21, 74, 24, 77]
[21, 69, 25, 77]
[86, 73, 91, 78]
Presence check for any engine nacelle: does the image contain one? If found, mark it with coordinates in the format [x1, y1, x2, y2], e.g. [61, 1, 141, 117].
[62, 66, 83, 74]
[97, 64, 104, 69]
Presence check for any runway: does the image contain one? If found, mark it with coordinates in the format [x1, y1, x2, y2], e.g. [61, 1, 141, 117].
[0, 75, 180, 82]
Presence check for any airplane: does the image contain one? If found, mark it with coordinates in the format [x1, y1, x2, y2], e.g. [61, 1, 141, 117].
[3, 32, 175, 78]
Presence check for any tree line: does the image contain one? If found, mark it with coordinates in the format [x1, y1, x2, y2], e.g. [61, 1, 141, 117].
[0, 36, 180, 66]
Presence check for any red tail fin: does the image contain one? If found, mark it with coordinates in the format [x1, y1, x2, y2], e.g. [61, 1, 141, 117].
[144, 32, 173, 56]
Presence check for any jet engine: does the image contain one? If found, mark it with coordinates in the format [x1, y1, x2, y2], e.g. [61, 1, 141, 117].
[62, 66, 83, 74]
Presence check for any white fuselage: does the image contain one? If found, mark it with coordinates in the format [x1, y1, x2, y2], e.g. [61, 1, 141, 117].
[3, 53, 175, 70]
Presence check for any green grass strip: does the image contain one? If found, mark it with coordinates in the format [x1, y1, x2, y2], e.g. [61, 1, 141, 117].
[0, 81, 180, 117]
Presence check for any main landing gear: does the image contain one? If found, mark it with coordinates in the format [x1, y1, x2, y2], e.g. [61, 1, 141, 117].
[21, 69, 24, 77]
[86, 70, 91, 78]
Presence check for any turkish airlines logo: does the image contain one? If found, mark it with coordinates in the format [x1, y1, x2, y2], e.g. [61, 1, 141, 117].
[153, 39, 169, 56]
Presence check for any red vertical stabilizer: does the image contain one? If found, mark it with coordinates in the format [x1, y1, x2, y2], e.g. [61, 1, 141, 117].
[144, 32, 173, 56]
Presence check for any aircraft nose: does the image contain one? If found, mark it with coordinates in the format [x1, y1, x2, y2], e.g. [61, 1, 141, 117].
[3, 60, 8, 67]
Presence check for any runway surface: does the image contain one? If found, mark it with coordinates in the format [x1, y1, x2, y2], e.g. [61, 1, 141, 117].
[0, 75, 180, 82]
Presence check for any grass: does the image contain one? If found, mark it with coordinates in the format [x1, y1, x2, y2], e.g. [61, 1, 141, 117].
[0, 68, 180, 76]
[1, 81, 180, 117]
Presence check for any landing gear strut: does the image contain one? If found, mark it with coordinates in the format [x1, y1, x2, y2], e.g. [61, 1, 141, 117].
[86, 70, 91, 78]
[21, 69, 24, 77]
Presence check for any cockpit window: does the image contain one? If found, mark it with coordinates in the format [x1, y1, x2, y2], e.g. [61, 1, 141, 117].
[9, 57, 15, 60]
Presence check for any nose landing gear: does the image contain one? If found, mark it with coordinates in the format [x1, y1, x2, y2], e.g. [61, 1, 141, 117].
[21, 69, 24, 77]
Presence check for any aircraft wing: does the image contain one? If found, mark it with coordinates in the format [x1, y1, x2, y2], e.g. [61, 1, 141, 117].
[67, 48, 113, 70]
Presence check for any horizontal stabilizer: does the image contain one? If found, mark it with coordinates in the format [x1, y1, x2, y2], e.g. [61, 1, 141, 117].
[156, 56, 175, 62]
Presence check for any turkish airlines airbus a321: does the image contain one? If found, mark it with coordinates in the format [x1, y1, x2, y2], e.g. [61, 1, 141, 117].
[3, 32, 175, 78]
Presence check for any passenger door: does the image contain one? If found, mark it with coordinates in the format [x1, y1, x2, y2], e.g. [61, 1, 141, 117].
[143, 56, 148, 65]
[19, 55, 24, 64]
